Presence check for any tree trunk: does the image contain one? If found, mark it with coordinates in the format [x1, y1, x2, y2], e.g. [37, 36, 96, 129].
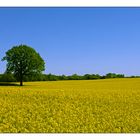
[20, 71, 23, 86]
[20, 79, 23, 86]
[19, 62, 23, 86]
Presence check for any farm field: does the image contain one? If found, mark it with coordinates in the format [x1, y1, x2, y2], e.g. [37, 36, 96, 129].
[0, 78, 140, 133]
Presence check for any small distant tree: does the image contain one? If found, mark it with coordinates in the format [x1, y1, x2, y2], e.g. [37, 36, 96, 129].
[60, 74, 68, 80]
[105, 73, 125, 79]
[105, 73, 116, 78]
[0, 72, 16, 82]
[83, 74, 91, 80]
[2, 45, 45, 86]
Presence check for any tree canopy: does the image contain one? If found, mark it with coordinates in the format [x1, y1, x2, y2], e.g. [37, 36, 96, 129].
[2, 45, 45, 86]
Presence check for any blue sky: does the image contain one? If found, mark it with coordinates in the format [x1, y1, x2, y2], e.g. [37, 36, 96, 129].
[0, 7, 140, 76]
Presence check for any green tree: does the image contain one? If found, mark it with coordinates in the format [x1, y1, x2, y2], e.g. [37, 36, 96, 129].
[0, 72, 16, 82]
[105, 73, 116, 78]
[2, 45, 45, 86]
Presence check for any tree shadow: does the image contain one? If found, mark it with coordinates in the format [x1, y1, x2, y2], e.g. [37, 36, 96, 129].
[0, 82, 19, 86]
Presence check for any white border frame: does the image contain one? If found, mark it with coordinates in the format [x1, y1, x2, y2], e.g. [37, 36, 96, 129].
[0, 1, 140, 140]
[0, 134, 139, 140]
[0, 0, 140, 7]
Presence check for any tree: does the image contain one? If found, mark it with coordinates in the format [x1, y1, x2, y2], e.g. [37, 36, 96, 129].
[83, 74, 91, 80]
[105, 73, 125, 79]
[2, 45, 45, 86]
[105, 73, 117, 78]
[0, 72, 16, 82]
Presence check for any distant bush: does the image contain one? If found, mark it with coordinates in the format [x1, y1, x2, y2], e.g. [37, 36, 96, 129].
[0, 73, 16, 82]
[105, 73, 125, 79]
[0, 72, 126, 82]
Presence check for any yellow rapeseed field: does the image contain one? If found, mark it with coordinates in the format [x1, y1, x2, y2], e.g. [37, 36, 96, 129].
[0, 78, 140, 133]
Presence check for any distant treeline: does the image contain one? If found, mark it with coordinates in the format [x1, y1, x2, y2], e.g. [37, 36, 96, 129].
[0, 72, 139, 82]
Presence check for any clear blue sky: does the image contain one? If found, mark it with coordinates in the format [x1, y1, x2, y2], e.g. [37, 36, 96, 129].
[0, 7, 140, 76]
